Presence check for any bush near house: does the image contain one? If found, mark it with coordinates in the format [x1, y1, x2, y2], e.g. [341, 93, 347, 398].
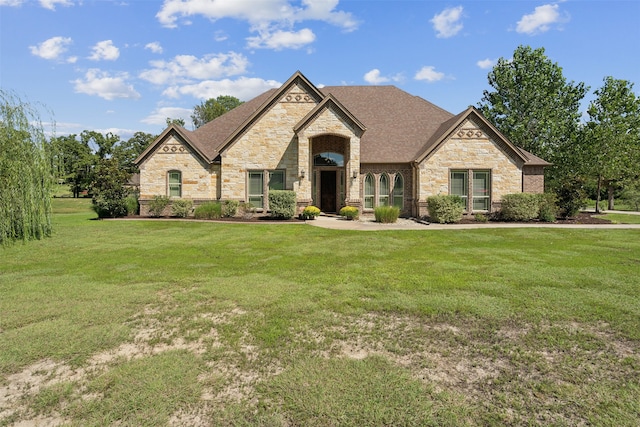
[427, 195, 464, 224]
[339, 206, 359, 220]
[499, 193, 558, 222]
[301, 205, 321, 220]
[194, 202, 222, 220]
[269, 190, 296, 219]
[499, 193, 542, 221]
[148, 195, 170, 217]
[374, 206, 400, 223]
[171, 199, 193, 218]
[222, 200, 239, 218]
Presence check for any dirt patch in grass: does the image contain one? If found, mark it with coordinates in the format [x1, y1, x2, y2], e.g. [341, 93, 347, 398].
[2, 310, 638, 426]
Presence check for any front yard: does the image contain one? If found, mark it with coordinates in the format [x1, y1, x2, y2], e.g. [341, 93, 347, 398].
[1, 198, 639, 426]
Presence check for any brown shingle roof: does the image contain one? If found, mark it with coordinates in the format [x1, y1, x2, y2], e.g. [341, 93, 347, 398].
[320, 86, 454, 163]
[137, 75, 547, 167]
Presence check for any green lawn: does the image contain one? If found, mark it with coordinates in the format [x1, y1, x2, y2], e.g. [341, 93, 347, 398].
[1, 199, 639, 426]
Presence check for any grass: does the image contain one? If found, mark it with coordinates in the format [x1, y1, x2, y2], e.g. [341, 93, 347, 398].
[595, 213, 640, 224]
[1, 198, 639, 426]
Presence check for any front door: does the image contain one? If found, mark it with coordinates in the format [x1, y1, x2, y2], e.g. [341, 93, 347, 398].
[320, 170, 337, 213]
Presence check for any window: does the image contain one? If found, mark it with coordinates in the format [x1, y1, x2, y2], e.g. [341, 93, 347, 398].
[450, 171, 468, 207]
[168, 171, 182, 197]
[392, 174, 404, 208]
[472, 171, 490, 211]
[248, 171, 264, 209]
[314, 152, 344, 167]
[378, 174, 389, 206]
[450, 170, 491, 211]
[269, 170, 284, 190]
[248, 170, 285, 210]
[364, 174, 375, 209]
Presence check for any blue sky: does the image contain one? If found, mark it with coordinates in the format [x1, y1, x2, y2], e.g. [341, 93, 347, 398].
[1, 0, 638, 140]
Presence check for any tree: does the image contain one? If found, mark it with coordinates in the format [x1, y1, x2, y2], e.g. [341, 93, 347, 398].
[166, 117, 185, 127]
[81, 130, 120, 160]
[113, 131, 155, 173]
[50, 134, 93, 197]
[478, 45, 588, 164]
[191, 95, 243, 129]
[582, 77, 640, 212]
[0, 90, 52, 244]
[89, 157, 132, 218]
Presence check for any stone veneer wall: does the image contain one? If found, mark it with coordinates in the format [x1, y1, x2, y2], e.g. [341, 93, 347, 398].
[360, 163, 413, 216]
[138, 135, 217, 215]
[297, 107, 362, 207]
[220, 83, 316, 203]
[417, 119, 523, 216]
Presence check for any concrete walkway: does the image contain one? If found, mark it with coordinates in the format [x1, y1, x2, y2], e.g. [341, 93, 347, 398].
[306, 213, 640, 231]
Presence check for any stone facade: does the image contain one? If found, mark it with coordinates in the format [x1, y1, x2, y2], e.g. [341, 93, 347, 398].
[138, 135, 216, 216]
[136, 73, 548, 219]
[417, 119, 524, 216]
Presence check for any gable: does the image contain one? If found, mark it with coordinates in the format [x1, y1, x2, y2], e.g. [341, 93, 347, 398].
[294, 94, 365, 138]
[217, 71, 324, 156]
[135, 125, 209, 167]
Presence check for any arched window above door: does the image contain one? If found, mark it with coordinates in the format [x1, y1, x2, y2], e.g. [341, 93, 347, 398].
[314, 152, 344, 167]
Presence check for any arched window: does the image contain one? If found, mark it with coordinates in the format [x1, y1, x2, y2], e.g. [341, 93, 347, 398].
[392, 174, 404, 208]
[313, 152, 344, 167]
[364, 174, 375, 209]
[168, 170, 182, 197]
[378, 174, 389, 206]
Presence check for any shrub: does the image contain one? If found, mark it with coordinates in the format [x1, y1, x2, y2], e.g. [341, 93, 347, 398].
[474, 213, 489, 223]
[554, 176, 587, 218]
[194, 202, 222, 220]
[238, 202, 255, 219]
[500, 193, 541, 221]
[269, 190, 296, 219]
[171, 199, 193, 218]
[339, 206, 359, 220]
[148, 195, 170, 217]
[426, 195, 464, 224]
[301, 205, 321, 220]
[124, 195, 139, 216]
[222, 200, 239, 218]
[374, 205, 399, 223]
[538, 193, 557, 222]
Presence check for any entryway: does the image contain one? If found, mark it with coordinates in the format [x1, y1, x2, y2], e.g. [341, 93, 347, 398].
[320, 170, 337, 213]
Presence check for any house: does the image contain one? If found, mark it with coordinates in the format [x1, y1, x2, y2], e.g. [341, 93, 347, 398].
[135, 71, 549, 217]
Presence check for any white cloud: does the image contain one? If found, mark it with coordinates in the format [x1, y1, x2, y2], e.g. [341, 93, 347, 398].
[516, 4, 565, 35]
[29, 36, 73, 60]
[39, 0, 73, 10]
[431, 6, 464, 38]
[155, 0, 358, 50]
[414, 66, 445, 83]
[476, 58, 496, 69]
[139, 52, 249, 85]
[0, 0, 24, 6]
[364, 69, 389, 85]
[89, 40, 120, 61]
[73, 69, 141, 100]
[247, 28, 316, 50]
[163, 76, 281, 101]
[141, 106, 193, 126]
[145, 42, 163, 54]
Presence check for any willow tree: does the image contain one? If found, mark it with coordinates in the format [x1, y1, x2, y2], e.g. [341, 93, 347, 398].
[0, 90, 53, 244]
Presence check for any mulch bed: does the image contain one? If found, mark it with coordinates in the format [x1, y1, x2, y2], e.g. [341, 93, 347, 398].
[456, 212, 611, 225]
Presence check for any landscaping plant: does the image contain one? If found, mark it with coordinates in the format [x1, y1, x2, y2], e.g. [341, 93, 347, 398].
[339, 206, 359, 220]
[426, 195, 464, 223]
[374, 205, 400, 223]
